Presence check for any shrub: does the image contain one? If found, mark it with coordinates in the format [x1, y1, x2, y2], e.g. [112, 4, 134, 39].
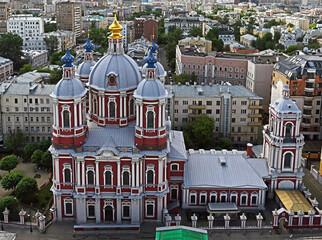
[0, 171, 23, 190]
[15, 177, 38, 200]
[0, 155, 19, 172]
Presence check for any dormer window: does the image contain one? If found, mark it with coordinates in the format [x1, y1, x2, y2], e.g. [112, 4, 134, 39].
[107, 73, 117, 86]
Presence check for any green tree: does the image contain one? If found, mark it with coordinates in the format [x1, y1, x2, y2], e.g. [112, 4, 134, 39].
[89, 27, 110, 53]
[246, 17, 255, 34]
[23, 143, 38, 162]
[0, 33, 24, 70]
[44, 22, 57, 32]
[45, 36, 59, 56]
[0, 171, 23, 190]
[4, 129, 24, 154]
[0, 155, 19, 172]
[19, 64, 33, 74]
[218, 138, 232, 150]
[31, 150, 43, 166]
[41, 151, 52, 169]
[0, 196, 18, 218]
[189, 27, 202, 37]
[50, 50, 76, 66]
[309, 22, 317, 29]
[15, 177, 38, 200]
[285, 45, 300, 55]
[308, 39, 320, 49]
[39, 140, 51, 152]
[206, 27, 219, 40]
[183, 115, 215, 149]
[274, 31, 281, 43]
[164, 27, 183, 71]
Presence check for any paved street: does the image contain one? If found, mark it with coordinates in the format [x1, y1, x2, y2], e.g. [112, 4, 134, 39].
[303, 168, 322, 204]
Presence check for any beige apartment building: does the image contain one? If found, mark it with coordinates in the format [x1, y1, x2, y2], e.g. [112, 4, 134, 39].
[0, 2, 12, 33]
[1, 82, 55, 143]
[56, 2, 82, 37]
[166, 84, 263, 144]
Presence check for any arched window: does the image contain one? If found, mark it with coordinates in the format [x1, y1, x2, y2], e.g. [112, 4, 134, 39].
[123, 171, 129, 186]
[93, 98, 97, 114]
[270, 118, 274, 132]
[114, 44, 116, 52]
[147, 170, 154, 184]
[64, 168, 71, 183]
[63, 110, 70, 128]
[65, 70, 69, 78]
[147, 111, 154, 128]
[130, 99, 134, 115]
[87, 170, 94, 185]
[285, 123, 292, 137]
[105, 171, 112, 185]
[284, 153, 292, 168]
[149, 71, 153, 79]
[109, 102, 116, 118]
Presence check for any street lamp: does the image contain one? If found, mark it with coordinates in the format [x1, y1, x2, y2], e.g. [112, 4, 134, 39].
[28, 213, 32, 232]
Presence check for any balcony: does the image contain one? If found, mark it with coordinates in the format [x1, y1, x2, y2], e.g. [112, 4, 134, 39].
[248, 114, 262, 118]
[305, 87, 314, 92]
[301, 122, 311, 128]
[303, 105, 313, 110]
[247, 122, 262, 126]
[248, 105, 263, 109]
[189, 105, 206, 109]
[306, 78, 315, 83]
[302, 113, 312, 118]
[283, 137, 296, 143]
[188, 113, 206, 118]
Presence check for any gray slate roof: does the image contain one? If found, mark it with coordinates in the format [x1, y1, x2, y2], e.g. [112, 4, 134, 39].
[76, 61, 96, 77]
[166, 85, 262, 99]
[184, 153, 267, 189]
[51, 78, 87, 99]
[3, 82, 56, 95]
[134, 79, 168, 100]
[271, 97, 301, 114]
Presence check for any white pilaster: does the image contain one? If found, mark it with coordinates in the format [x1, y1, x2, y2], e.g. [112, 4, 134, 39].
[131, 199, 140, 224]
[116, 199, 121, 224]
[117, 161, 121, 187]
[136, 162, 139, 187]
[56, 195, 62, 221]
[95, 199, 101, 223]
[131, 162, 135, 187]
[76, 198, 86, 224]
[140, 104, 143, 127]
[96, 161, 99, 187]
[77, 161, 80, 185]
[82, 161, 85, 186]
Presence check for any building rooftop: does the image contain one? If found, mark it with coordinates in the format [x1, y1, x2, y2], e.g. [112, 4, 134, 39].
[165, 84, 263, 99]
[2, 82, 55, 96]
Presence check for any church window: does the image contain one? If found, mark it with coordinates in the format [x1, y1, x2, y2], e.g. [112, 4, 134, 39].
[271, 118, 274, 132]
[65, 70, 69, 78]
[220, 192, 227, 202]
[93, 98, 97, 114]
[285, 123, 292, 137]
[63, 110, 70, 128]
[64, 199, 73, 215]
[230, 192, 238, 203]
[87, 169, 95, 185]
[251, 192, 258, 205]
[284, 153, 292, 169]
[87, 201, 95, 218]
[210, 192, 217, 203]
[145, 199, 154, 217]
[130, 99, 134, 115]
[114, 44, 116, 52]
[64, 168, 71, 183]
[147, 111, 154, 128]
[109, 75, 116, 85]
[200, 192, 207, 205]
[122, 167, 130, 186]
[171, 163, 179, 171]
[149, 71, 153, 79]
[190, 192, 197, 204]
[122, 202, 130, 218]
[109, 102, 116, 118]
[105, 170, 112, 186]
[146, 166, 154, 185]
[240, 192, 248, 206]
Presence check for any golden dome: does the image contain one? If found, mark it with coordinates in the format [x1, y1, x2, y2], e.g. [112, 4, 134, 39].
[287, 26, 292, 32]
[109, 11, 123, 39]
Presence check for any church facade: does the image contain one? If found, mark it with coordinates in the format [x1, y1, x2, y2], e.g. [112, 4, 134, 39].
[50, 13, 305, 226]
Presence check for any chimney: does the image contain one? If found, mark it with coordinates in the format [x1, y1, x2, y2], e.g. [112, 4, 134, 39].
[246, 143, 253, 158]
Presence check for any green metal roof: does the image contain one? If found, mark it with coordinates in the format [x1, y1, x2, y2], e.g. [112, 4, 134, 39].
[155, 226, 208, 240]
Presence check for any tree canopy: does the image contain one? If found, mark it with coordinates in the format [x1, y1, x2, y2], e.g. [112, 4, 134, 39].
[0, 155, 19, 172]
[1, 171, 23, 190]
[45, 36, 59, 56]
[165, 27, 183, 71]
[183, 115, 215, 149]
[0, 33, 24, 70]
[41, 151, 52, 169]
[39, 140, 51, 152]
[44, 22, 57, 33]
[4, 129, 24, 154]
[89, 27, 109, 54]
[189, 27, 202, 37]
[23, 143, 38, 162]
[173, 73, 197, 85]
[0, 196, 18, 218]
[15, 177, 38, 199]
[31, 149, 43, 166]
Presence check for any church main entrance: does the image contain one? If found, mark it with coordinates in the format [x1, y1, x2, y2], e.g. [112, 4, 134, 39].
[104, 206, 114, 222]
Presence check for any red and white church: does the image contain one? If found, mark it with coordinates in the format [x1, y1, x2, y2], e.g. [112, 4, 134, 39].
[50, 13, 305, 227]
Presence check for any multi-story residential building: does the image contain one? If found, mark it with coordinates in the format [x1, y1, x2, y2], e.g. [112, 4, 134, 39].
[279, 27, 297, 50]
[285, 17, 310, 31]
[246, 53, 288, 113]
[164, 16, 207, 34]
[1, 82, 55, 143]
[7, 14, 46, 50]
[143, 19, 158, 43]
[43, 30, 76, 52]
[240, 34, 257, 48]
[271, 53, 322, 140]
[22, 50, 48, 68]
[82, 15, 109, 31]
[0, 57, 13, 82]
[175, 44, 249, 85]
[0, 1, 12, 33]
[166, 84, 263, 144]
[134, 17, 144, 40]
[56, 2, 82, 37]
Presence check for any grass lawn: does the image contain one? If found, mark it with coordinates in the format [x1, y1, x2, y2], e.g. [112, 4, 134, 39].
[35, 181, 53, 211]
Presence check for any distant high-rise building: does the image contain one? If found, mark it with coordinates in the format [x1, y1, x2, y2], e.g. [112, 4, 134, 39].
[56, 2, 82, 37]
[0, 2, 12, 33]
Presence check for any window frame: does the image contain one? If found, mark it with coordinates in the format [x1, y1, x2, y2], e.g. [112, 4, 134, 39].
[62, 164, 72, 184]
[240, 192, 248, 206]
[146, 165, 155, 185]
[86, 166, 95, 186]
[87, 200, 96, 218]
[145, 199, 155, 217]
[190, 191, 197, 205]
[170, 163, 179, 171]
[64, 198, 73, 216]
[103, 165, 113, 186]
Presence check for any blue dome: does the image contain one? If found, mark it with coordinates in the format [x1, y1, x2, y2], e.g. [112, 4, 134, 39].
[61, 48, 75, 67]
[77, 61, 96, 77]
[89, 54, 141, 91]
[148, 37, 158, 54]
[51, 77, 86, 99]
[83, 38, 94, 52]
[134, 79, 167, 100]
[145, 50, 157, 68]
